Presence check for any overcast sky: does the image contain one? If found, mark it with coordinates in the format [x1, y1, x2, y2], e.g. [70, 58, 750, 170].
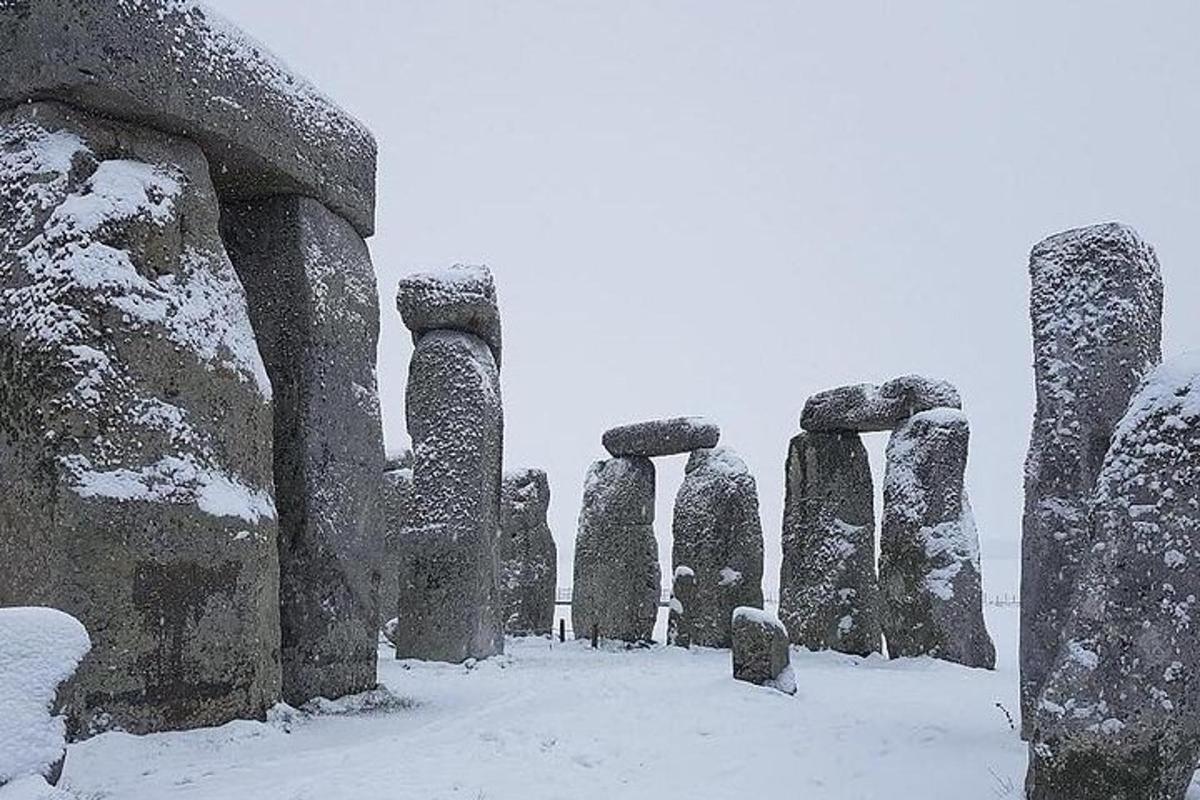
[210, 0, 1200, 598]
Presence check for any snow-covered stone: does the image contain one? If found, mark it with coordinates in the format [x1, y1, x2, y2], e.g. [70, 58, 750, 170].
[380, 456, 415, 632]
[601, 417, 720, 458]
[879, 409, 994, 669]
[396, 265, 501, 367]
[395, 327, 504, 662]
[498, 468, 556, 636]
[1020, 222, 1163, 736]
[1026, 353, 1200, 800]
[571, 457, 661, 643]
[731, 607, 795, 694]
[779, 432, 881, 656]
[667, 566, 697, 648]
[222, 195, 385, 706]
[0, 608, 90, 787]
[0, 102, 281, 734]
[669, 447, 764, 648]
[800, 375, 961, 433]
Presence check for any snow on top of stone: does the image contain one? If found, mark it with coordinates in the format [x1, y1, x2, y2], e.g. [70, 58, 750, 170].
[732, 606, 786, 633]
[910, 406, 968, 426]
[0, 607, 91, 785]
[674, 565, 696, 579]
[688, 445, 750, 477]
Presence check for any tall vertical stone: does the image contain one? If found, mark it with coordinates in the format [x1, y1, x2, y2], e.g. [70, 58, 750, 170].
[380, 449, 414, 630]
[1021, 223, 1163, 733]
[498, 468, 557, 636]
[0, 101, 280, 734]
[670, 447, 764, 648]
[395, 266, 504, 662]
[880, 409, 994, 669]
[222, 195, 385, 706]
[572, 457, 660, 643]
[779, 431, 881, 656]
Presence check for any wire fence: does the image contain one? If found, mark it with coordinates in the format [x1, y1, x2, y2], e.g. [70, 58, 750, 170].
[554, 587, 1021, 607]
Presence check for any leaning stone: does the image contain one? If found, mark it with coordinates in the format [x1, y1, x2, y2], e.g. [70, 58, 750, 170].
[1026, 353, 1200, 800]
[601, 417, 720, 458]
[498, 468, 557, 636]
[670, 447, 764, 648]
[571, 457, 661, 643]
[222, 195, 385, 706]
[380, 454, 415, 632]
[731, 607, 795, 694]
[1020, 222, 1163, 736]
[800, 376, 960, 433]
[0, 0, 376, 235]
[395, 329, 503, 662]
[778, 431, 881, 656]
[396, 265, 501, 367]
[0, 101, 281, 734]
[879, 409, 994, 669]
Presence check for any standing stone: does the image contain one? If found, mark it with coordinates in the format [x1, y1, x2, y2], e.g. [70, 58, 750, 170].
[572, 457, 660, 643]
[800, 376, 961, 433]
[0, 102, 280, 734]
[779, 431, 881, 656]
[667, 566, 697, 648]
[222, 195, 385, 705]
[879, 409, 995, 669]
[1021, 223, 1163, 734]
[395, 265, 503, 662]
[380, 450, 414, 631]
[1026, 354, 1200, 800]
[670, 447, 764, 648]
[602, 417, 720, 458]
[731, 607, 795, 694]
[498, 468, 557, 636]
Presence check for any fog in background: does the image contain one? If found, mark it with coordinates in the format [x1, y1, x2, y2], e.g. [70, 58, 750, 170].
[209, 0, 1200, 598]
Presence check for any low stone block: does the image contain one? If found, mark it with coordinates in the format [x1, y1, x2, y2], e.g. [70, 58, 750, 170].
[731, 607, 794, 694]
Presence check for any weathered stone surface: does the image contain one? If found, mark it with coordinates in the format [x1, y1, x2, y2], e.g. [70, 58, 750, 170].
[1026, 355, 1200, 800]
[601, 416, 720, 458]
[669, 447, 764, 648]
[395, 329, 503, 662]
[1020, 222, 1163, 736]
[667, 566, 697, 648]
[879, 409, 994, 669]
[0, 101, 281, 735]
[571, 457, 660, 643]
[0, 0, 376, 235]
[779, 432, 881, 656]
[380, 453, 414, 631]
[222, 196, 385, 705]
[731, 607, 794, 694]
[396, 265, 501, 367]
[498, 468, 556, 636]
[800, 376, 961, 433]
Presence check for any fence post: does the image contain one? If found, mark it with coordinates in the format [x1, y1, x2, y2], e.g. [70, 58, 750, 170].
[591, 623, 599, 649]
[559, 618, 565, 643]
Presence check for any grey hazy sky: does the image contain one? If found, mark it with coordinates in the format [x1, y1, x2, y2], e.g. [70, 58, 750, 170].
[210, 0, 1200, 598]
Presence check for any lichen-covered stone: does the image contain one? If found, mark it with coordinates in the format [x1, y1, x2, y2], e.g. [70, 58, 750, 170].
[380, 454, 414, 632]
[396, 265, 501, 367]
[571, 457, 660, 643]
[669, 447, 764, 648]
[1026, 354, 1200, 800]
[731, 607, 794, 694]
[779, 431, 881, 656]
[800, 376, 961, 433]
[1020, 222, 1163, 735]
[395, 329, 503, 662]
[879, 409, 994, 669]
[601, 417, 720, 458]
[0, 101, 281, 735]
[498, 468, 556, 636]
[0, 0, 376, 235]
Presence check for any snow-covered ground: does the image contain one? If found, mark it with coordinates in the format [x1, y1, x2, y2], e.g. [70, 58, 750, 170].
[47, 605, 1197, 800]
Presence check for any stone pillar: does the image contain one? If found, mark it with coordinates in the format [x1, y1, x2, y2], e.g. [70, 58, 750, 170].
[395, 266, 504, 662]
[670, 447, 764, 648]
[879, 409, 994, 668]
[0, 101, 281, 734]
[380, 449, 415, 631]
[1021, 223, 1163, 735]
[779, 431, 881, 656]
[572, 457, 660, 643]
[222, 195, 386, 705]
[498, 468, 557, 636]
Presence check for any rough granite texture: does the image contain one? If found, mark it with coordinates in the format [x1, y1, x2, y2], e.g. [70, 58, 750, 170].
[395, 329, 504, 662]
[731, 607, 794, 693]
[1026, 354, 1200, 800]
[0, 0, 376, 235]
[221, 195, 385, 706]
[0, 101, 281, 736]
[779, 431, 882, 656]
[1020, 222, 1163, 736]
[571, 457, 661, 643]
[498, 468, 556, 636]
[879, 409, 994, 669]
[669, 447, 765, 648]
[380, 455, 414, 631]
[601, 416, 720, 458]
[396, 265, 501, 367]
[800, 376, 961, 433]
